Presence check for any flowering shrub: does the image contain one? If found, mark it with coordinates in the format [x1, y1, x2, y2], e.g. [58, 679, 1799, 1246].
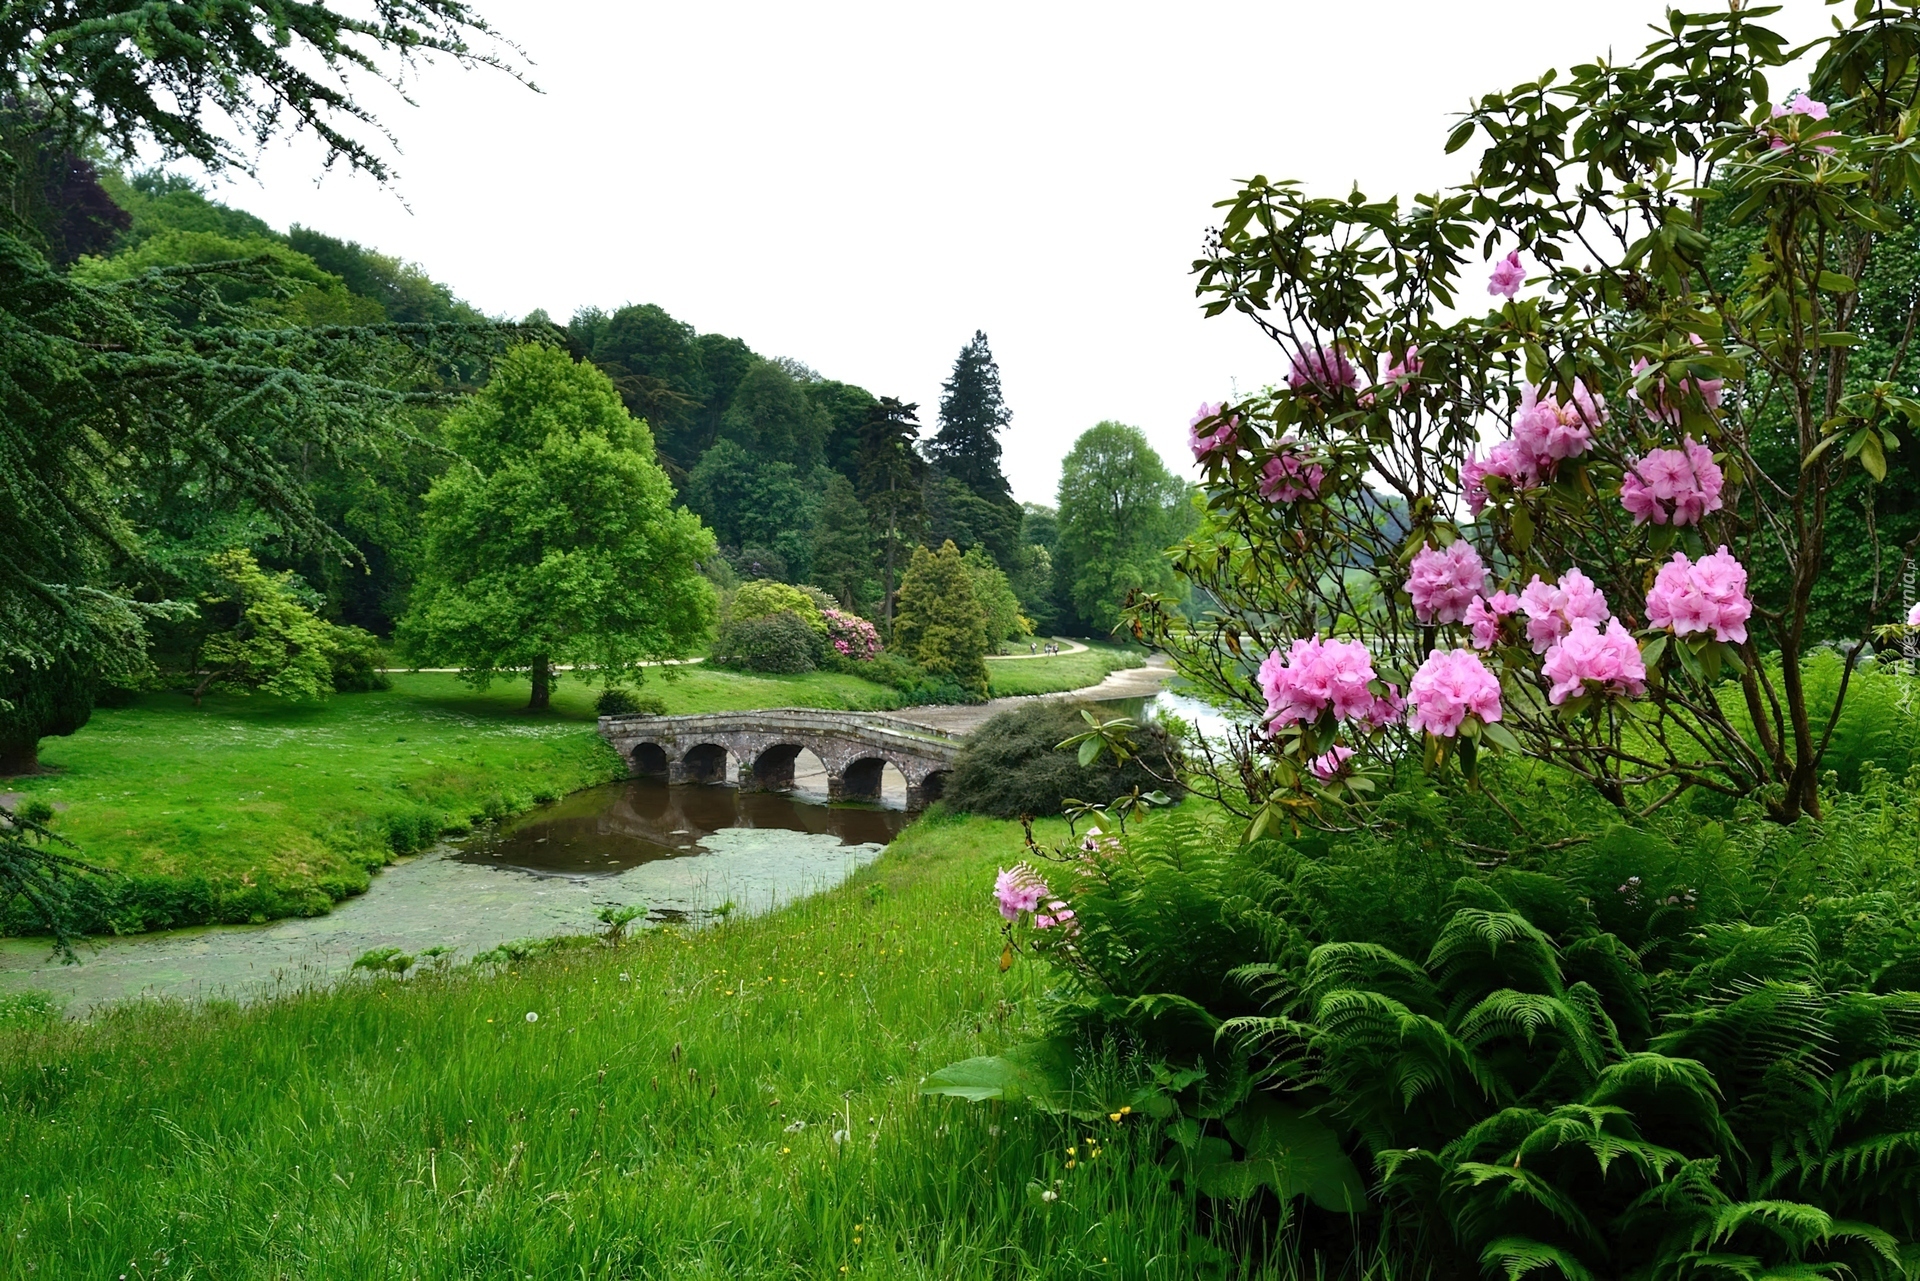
[1134, 5, 1920, 825]
[819, 607, 879, 661]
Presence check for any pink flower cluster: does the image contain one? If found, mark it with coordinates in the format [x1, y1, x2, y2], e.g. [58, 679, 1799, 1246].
[1465, 590, 1520, 650]
[1408, 541, 1489, 624]
[1770, 93, 1836, 154]
[1620, 437, 1723, 526]
[1308, 744, 1355, 782]
[1541, 618, 1647, 705]
[1462, 381, 1604, 516]
[1259, 443, 1324, 503]
[1645, 547, 1753, 644]
[994, 864, 1075, 930]
[1189, 402, 1237, 461]
[1258, 637, 1401, 730]
[822, 607, 880, 660]
[1288, 345, 1358, 397]
[1519, 567, 1611, 654]
[1909, 601, 1920, 628]
[1515, 382, 1605, 463]
[1406, 648, 1503, 738]
[1631, 340, 1724, 427]
[1362, 346, 1423, 406]
[1489, 251, 1526, 299]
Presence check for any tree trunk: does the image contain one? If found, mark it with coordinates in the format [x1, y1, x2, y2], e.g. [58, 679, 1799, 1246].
[0, 739, 38, 777]
[529, 656, 552, 711]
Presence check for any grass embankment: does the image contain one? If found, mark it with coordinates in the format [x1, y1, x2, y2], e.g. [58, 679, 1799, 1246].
[0, 814, 1229, 1279]
[985, 641, 1143, 699]
[1, 648, 1148, 936]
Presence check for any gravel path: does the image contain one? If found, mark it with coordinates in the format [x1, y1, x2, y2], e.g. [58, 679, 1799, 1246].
[889, 654, 1174, 736]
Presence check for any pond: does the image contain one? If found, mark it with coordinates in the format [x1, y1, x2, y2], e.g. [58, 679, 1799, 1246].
[0, 761, 909, 1016]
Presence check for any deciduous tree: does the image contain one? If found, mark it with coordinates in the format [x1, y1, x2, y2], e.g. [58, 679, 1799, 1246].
[893, 541, 988, 698]
[1055, 423, 1189, 633]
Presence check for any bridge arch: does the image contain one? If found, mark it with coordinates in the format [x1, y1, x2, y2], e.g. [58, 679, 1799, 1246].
[631, 741, 669, 779]
[679, 742, 731, 785]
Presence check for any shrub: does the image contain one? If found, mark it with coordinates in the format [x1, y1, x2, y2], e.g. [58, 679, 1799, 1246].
[938, 775, 1920, 1279]
[820, 607, 880, 661]
[854, 651, 966, 705]
[715, 610, 817, 674]
[595, 687, 667, 717]
[945, 701, 1184, 818]
[327, 624, 391, 692]
[730, 579, 825, 634]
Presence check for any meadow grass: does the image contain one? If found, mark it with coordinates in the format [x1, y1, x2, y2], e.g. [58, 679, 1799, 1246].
[3, 649, 1142, 934]
[983, 643, 1143, 699]
[0, 813, 1281, 1280]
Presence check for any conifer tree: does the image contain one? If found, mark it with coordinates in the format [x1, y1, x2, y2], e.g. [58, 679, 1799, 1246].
[810, 475, 874, 610]
[893, 541, 988, 699]
[854, 397, 926, 631]
[929, 331, 1015, 506]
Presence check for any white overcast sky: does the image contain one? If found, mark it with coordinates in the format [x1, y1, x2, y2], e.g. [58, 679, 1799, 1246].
[204, 1, 1822, 505]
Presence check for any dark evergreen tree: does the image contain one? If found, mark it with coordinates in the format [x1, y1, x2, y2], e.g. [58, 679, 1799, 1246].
[929, 330, 1015, 505]
[855, 398, 926, 631]
[810, 474, 875, 611]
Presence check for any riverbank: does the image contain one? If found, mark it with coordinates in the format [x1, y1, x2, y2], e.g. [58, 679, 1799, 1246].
[2, 647, 1154, 938]
[0, 812, 1226, 1278]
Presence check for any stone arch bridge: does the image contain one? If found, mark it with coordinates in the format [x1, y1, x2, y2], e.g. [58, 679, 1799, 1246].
[598, 709, 963, 810]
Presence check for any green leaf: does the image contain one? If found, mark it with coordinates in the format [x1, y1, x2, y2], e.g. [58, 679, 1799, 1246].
[1445, 119, 1478, 154]
[920, 1040, 1079, 1110]
[1816, 271, 1857, 294]
[1640, 633, 1669, 667]
[1220, 1093, 1371, 1213]
[1077, 738, 1102, 767]
[1481, 721, 1522, 753]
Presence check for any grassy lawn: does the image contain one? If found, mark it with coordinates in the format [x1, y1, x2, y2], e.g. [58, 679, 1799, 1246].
[986, 642, 1143, 698]
[0, 813, 1228, 1279]
[2, 651, 1152, 936]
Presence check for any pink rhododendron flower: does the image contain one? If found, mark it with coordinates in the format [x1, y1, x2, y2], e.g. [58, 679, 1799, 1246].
[1465, 591, 1521, 650]
[1631, 339, 1724, 426]
[1644, 546, 1752, 644]
[1770, 93, 1837, 154]
[1385, 345, 1422, 383]
[1408, 541, 1489, 625]
[1519, 567, 1612, 654]
[1189, 402, 1237, 461]
[1462, 439, 1543, 516]
[1908, 601, 1920, 627]
[1288, 345, 1358, 397]
[1489, 251, 1526, 299]
[1034, 897, 1077, 931]
[1406, 647, 1503, 738]
[1258, 636, 1384, 728]
[1620, 436, 1724, 526]
[1357, 684, 1405, 731]
[994, 864, 1049, 922]
[1259, 443, 1325, 503]
[1512, 382, 1606, 468]
[821, 608, 880, 661]
[1542, 618, 1648, 705]
[1308, 745, 1355, 782]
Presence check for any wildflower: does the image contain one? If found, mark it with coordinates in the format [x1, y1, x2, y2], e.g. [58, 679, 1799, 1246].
[1041, 1189, 1059, 1203]
[1258, 444, 1325, 503]
[1519, 568, 1611, 654]
[1188, 403, 1237, 461]
[1406, 648, 1503, 738]
[1288, 344, 1358, 397]
[1308, 744, 1355, 782]
[1644, 547, 1752, 644]
[1488, 250, 1525, 298]
[1542, 618, 1648, 704]
[994, 864, 1049, 922]
[1620, 436, 1724, 526]
[1258, 636, 1388, 727]
[1408, 540, 1489, 624]
[1465, 591, 1521, 651]
[525, 1011, 538, 1023]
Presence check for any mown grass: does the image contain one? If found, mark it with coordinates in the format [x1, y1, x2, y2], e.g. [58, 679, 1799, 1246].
[0, 813, 1274, 1280]
[985, 643, 1143, 699]
[3, 651, 1140, 935]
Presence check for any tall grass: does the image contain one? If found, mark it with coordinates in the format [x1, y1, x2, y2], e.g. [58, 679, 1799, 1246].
[0, 813, 1321, 1279]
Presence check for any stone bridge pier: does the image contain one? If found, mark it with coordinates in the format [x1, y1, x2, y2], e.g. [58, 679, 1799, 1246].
[599, 709, 963, 812]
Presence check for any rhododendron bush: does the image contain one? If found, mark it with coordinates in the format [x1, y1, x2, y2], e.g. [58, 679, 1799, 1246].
[1130, 3, 1920, 825]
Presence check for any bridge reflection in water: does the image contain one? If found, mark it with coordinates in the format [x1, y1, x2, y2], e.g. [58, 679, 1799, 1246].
[456, 774, 911, 878]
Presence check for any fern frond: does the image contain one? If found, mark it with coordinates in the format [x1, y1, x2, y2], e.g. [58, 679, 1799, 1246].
[1478, 1235, 1600, 1281]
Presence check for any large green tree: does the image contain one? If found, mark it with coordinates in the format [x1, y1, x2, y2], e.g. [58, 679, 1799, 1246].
[893, 540, 988, 698]
[810, 474, 875, 610]
[400, 345, 715, 709]
[854, 397, 928, 631]
[1055, 422, 1190, 634]
[928, 330, 1015, 505]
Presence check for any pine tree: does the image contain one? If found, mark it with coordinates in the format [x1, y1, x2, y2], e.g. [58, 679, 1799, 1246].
[854, 397, 926, 631]
[810, 475, 874, 610]
[929, 331, 1014, 505]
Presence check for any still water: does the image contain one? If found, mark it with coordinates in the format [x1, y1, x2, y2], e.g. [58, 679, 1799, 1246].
[0, 769, 908, 1016]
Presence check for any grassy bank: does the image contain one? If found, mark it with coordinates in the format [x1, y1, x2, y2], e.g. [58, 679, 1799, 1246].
[3, 648, 1145, 937]
[985, 641, 1143, 698]
[0, 813, 1245, 1279]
